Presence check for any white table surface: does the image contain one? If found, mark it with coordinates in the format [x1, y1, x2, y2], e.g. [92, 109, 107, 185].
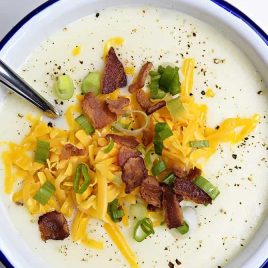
[0, 0, 267, 268]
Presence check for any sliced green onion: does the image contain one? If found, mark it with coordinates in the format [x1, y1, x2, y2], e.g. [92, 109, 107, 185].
[108, 199, 124, 222]
[34, 140, 50, 164]
[149, 70, 159, 77]
[194, 176, 220, 200]
[168, 67, 180, 95]
[149, 72, 166, 99]
[112, 110, 149, 136]
[189, 140, 210, 148]
[156, 65, 180, 95]
[154, 142, 163, 155]
[158, 127, 173, 140]
[177, 221, 189, 235]
[34, 181, 55, 205]
[130, 203, 147, 219]
[137, 144, 146, 155]
[155, 122, 173, 138]
[163, 173, 176, 185]
[166, 97, 185, 121]
[54, 74, 74, 100]
[75, 114, 94, 134]
[152, 160, 166, 176]
[159, 65, 176, 91]
[150, 88, 166, 99]
[113, 172, 123, 185]
[144, 150, 153, 169]
[158, 65, 165, 74]
[103, 138, 114, 153]
[73, 163, 91, 194]
[133, 218, 154, 242]
[153, 123, 173, 155]
[81, 71, 101, 95]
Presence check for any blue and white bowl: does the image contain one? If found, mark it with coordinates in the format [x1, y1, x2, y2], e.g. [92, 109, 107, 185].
[0, 1, 267, 267]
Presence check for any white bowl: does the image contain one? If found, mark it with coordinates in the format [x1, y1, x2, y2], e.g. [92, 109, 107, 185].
[0, 1, 267, 268]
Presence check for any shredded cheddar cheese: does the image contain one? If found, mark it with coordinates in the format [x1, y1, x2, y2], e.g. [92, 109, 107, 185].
[125, 66, 135, 76]
[72, 45, 81, 56]
[103, 37, 124, 57]
[0, 57, 259, 268]
[205, 88, 215, 97]
[104, 222, 138, 268]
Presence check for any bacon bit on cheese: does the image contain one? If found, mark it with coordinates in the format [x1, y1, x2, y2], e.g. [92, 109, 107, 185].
[106, 97, 130, 116]
[82, 92, 117, 129]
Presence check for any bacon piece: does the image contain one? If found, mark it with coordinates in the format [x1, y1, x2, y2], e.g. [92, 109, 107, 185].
[102, 47, 127, 94]
[142, 117, 154, 146]
[106, 134, 139, 148]
[147, 204, 159, 211]
[60, 144, 84, 160]
[118, 145, 141, 167]
[186, 167, 202, 181]
[140, 176, 162, 208]
[122, 157, 147, 193]
[173, 166, 188, 178]
[38, 211, 69, 241]
[162, 187, 184, 229]
[147, 101, 166, 115]
[136, 89, 166, 115]
[81, 93, 116, 129]
[129, 62, 153, 93]
[106, 97, 130, 116]
[173, 166, 201, 181]
[173, 178, 212, 204]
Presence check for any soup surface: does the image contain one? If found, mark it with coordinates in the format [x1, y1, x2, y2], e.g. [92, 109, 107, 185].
[0, 6, 267, 268]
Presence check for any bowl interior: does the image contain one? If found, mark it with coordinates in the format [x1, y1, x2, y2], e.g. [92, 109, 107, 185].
[0, 1, 267, 268]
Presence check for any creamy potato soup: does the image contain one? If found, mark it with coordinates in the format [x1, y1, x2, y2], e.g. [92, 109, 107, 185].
[0, 6, 267, 268]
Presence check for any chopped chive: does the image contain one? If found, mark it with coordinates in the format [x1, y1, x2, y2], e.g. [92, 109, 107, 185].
[189, 140, 210, 148]
[177, 221, 189, 234]
[133, 218, 154, 242]
[108, 199, 124, 222]
[144, 150, 154, 170]
[73, 163, 91, 194]
[166, 97, 185, 121]
[75, 115, 94, 134]
[34, 140, 50, 164]
[34, 181, 55, 205]
[153, 123, 173, 155]
[152, 160, 166, 176]
[103, 138, 114, 153]
[54, 74, 74, 100]
[163, 173, 176, 185]
[194, 176, 220, 200]
[81, 71, 101, 95]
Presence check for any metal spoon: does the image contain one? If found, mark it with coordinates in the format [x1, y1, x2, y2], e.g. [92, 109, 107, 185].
[0, 59, 60, 118]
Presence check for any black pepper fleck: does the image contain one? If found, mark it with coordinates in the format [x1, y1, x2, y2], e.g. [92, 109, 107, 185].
[168, 262, 175, 268]
[232, 154, 237, 159]
[96, 12, 100, 18]
[175, 259, 181, 265]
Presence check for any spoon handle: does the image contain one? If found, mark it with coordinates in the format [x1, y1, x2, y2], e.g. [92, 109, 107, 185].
[0, 59, 60, 118]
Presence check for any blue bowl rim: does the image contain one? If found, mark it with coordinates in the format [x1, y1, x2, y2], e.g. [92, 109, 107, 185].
[0, 0, 267, 267]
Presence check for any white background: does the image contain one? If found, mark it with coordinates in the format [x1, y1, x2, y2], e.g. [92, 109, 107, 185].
[0, 0, 267, 267]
